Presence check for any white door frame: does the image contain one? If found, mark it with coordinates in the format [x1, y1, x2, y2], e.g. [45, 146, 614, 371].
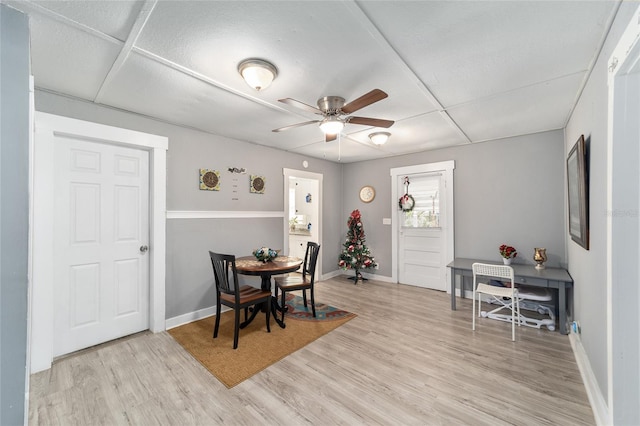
[606, 6, 640, 424]
[390, 161, 455, 287]
[283, 168, 323, 279]
[30, 112, 167, 373]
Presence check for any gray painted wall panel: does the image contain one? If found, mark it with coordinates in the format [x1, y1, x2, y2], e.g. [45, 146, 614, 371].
[342, 131, 566, 278]
[0, 4, 30, 425]
[166, 217, 284, 319]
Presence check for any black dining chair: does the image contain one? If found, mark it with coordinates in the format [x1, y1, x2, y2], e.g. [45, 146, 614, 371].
[274, 242, 320, 325]
[209, 251, 272, 349]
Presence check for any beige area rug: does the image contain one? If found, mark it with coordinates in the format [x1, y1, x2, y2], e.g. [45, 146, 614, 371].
[168, 295, 356, 388]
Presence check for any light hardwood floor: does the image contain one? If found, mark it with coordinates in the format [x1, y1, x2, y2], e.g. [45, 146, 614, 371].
[29, 277, 595, 425]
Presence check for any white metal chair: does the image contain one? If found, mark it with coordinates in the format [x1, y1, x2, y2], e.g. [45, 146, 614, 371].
[472, 262, 520, 341]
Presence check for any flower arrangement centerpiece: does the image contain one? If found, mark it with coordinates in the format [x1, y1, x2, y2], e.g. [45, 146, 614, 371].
[499, 244, 517, 265]
[253, 247, 279, 263]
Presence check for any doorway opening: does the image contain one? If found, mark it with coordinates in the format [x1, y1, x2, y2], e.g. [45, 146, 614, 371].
[283, 168, 323, 281]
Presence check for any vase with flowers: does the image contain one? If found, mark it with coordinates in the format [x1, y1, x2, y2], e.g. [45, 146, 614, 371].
[499, 244, 517, 265]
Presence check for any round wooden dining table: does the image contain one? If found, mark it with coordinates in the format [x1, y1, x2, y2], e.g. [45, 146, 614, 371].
[235, 255, 302, 328]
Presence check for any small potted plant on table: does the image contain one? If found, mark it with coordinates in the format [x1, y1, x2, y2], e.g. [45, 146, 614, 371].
[499, 244, 517, 265]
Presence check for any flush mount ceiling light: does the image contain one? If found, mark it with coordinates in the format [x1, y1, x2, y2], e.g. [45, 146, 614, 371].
[369, 131, 391, 145]
[319, 116, 345, 135]
[238, 58, 278, 91]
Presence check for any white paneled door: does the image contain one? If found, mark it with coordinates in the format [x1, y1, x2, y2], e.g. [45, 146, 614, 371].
[53, 137, 149, 357]
[398, 173, 447, 291]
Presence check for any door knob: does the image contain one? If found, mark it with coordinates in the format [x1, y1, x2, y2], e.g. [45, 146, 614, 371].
[140, 245, 149, 253]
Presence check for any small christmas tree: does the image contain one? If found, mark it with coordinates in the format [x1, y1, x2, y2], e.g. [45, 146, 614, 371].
[338, 209, 377, 283]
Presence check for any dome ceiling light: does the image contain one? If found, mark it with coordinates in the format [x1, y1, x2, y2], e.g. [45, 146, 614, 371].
[238, 58, 278, 91]
[369, 131, 391, 145]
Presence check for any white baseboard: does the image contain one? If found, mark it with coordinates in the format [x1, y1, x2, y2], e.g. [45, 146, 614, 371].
[321, 269, 345, 280]
[165, 306, 219, 330]
[569, 333, 610, 426]
[360, 271, 394, 283]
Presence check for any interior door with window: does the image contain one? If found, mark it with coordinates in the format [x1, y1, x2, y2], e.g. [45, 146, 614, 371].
[398, 173, 447, 290]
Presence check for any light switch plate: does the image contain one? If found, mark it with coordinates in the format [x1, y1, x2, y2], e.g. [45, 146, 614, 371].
[382, 218, 391, 225]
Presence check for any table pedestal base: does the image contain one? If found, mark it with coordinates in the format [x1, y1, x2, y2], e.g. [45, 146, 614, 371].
[235, 256, 303, 330]
[240, 297, 287, 329]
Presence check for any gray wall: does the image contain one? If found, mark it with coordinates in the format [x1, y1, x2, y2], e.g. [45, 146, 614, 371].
[0, 4, 30, 425]
[564, 3, 639, 423]
[35, 90, 343, 320]
[342, 131, 566, 277]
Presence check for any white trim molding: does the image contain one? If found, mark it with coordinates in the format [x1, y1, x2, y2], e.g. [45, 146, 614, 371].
[167, 210, 284, 219]
[570, 334, 609, 425]
[605, 5, 640, 425]
[390, 160, 455, 286]
[283, 168, 323, 284]
[30, 112, 167, 373]
[165, 306, 218, 330]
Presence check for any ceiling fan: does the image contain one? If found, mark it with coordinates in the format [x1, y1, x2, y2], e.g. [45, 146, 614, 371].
[273, 89, 394, 142]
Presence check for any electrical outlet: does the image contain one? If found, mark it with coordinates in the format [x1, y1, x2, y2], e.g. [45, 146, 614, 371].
[571, 320, 581, 334]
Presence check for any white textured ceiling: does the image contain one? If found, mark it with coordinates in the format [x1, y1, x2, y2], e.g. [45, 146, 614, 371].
[4, 0, 620, 163]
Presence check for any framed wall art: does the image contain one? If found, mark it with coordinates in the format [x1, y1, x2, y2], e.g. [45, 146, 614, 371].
[199, 169, 220, 191]
[567, 135, 589, 249]
[250, 175, 265, 194]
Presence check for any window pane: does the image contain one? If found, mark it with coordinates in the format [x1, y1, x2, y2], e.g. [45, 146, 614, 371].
[402, 175, 440, 228]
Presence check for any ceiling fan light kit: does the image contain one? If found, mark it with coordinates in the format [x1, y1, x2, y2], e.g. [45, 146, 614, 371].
[238, 58, 278, 91]
[273, 89, 395, 140]
[319, 116, 345, 134]
[369, 132, 390, 145]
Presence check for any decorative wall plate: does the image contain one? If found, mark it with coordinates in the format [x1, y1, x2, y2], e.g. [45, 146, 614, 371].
[359, 185, 375, 203]
[250, 175, 265, 194]
[199, 169, 220, 191]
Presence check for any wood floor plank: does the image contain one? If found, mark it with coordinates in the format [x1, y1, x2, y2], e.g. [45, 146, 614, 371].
[29, 277, 595, 425]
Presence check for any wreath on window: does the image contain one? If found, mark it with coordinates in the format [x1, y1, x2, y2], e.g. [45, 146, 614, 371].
[398, 176, 415, 212]
[399, 194, 415, 212]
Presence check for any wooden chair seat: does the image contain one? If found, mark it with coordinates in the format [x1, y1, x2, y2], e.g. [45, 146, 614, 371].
[219, 285, 272, 304]
[273, 274, 311, 291]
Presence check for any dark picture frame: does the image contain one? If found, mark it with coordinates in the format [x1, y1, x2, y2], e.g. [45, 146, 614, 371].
[567, 135, 589, 249]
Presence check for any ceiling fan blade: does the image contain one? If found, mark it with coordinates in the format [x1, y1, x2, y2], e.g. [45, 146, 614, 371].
[347, 116, 394, 128]
[341, 89, 388, 114]
[278, 98, 323, 115]
[272, 120, 319, 132]
[325, 133, 338, 142]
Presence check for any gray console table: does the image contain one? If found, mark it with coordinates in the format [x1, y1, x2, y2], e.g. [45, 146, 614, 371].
[447, 258, 574, 334]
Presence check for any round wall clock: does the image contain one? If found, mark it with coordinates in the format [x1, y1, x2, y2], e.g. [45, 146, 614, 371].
[359, 185, 375, 203]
